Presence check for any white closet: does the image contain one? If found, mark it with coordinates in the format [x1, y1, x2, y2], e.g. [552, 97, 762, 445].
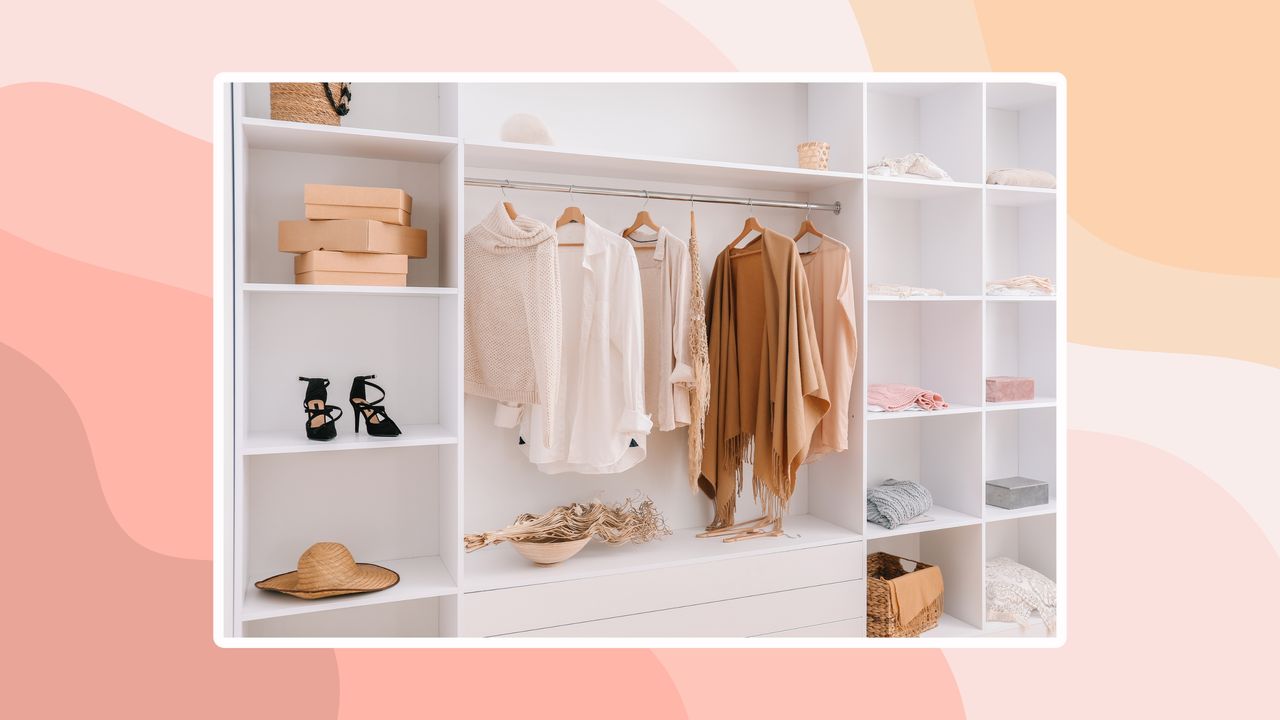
[219, 77, 1064, 643]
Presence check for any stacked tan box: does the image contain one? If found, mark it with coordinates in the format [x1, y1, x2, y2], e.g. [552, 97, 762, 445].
[278, 184, 428, 286]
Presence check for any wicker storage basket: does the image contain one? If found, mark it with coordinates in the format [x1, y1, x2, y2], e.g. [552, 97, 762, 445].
[797, 141, 831, 170]
[270, 83, 351, 126]
[867, 551, 943, 637]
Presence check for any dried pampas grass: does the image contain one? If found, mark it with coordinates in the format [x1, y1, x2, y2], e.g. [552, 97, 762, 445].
[465, 496, 671, 552]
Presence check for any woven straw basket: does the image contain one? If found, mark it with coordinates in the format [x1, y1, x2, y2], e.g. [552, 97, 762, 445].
[867, 551, 943, 637]
[511, 537, 591, 566]
[270, 83, 351, 126]
[797, 141, 831, 170]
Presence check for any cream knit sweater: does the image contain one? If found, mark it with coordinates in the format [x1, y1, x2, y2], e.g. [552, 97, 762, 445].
[464, 203, 561, 444]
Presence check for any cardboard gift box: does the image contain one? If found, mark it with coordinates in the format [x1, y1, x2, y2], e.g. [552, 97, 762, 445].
[986, 476, 1050, 510]
[295, 270, 407, 287]
[294, 250, 408, 275]
[986, 375, 1035, 403]
[279, 219, 427, 258]
[304, 184, 412, 226]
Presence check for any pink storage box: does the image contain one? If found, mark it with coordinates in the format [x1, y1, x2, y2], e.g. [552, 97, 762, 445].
[986, 376, 1035, 403]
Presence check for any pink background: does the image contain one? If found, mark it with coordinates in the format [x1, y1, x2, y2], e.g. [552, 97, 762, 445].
[3, 1, 1277, 716]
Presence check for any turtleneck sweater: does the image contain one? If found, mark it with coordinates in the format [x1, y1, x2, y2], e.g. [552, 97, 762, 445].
[463, 203, 562, 445]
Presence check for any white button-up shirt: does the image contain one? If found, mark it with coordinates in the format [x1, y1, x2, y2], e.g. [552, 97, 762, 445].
[497, 216, 652, 474]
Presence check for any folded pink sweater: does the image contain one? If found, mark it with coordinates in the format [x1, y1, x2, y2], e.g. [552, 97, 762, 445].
[868, 383, 949, 411]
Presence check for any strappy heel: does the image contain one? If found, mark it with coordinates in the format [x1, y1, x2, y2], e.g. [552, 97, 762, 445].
[349, 375, 402, 437]
[299, 376, 343, 441]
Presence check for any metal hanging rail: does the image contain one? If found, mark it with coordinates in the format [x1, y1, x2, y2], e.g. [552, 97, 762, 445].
[464, 177, 841, 215]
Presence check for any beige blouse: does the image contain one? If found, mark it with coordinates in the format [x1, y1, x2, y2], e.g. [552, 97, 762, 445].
[634, 227, 694, 432]
[799, 235, 857, 462]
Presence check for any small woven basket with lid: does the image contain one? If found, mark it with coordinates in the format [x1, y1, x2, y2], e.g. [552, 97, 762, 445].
[270, 83, 351, 126]
[797, 141, 831, 170]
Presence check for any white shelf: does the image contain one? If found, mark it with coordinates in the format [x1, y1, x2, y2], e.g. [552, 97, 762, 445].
[243, 423, 457, 456]
[463, 514, 861, 593]
[985, 496, 1056, 522]
[244, 282, 457, 297]
[865, 403, 983, 421]
[985, 185, 1056, 206]
[985, 294, 1056, 302]
[865, 505, 981, 539]
[241, 555, 456, 622]
[984, 397, 1056, 412]
[464, 140, 864, 192]
[241, 117, 457, 163]
[920, 613, 985, 638]
[868, 294, 983, 302]
[982, 617, 1051, 637]
[866, 174, 984, 198]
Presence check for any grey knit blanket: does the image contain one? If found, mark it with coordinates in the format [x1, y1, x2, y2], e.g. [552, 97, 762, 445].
[867, 479, 933, 530]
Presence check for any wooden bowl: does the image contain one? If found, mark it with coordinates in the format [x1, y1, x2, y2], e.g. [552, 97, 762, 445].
[510, 537, 591, 566]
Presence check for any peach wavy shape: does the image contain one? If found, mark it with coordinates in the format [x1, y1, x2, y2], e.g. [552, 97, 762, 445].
[661, 0, 872, 69]
[0, 230, 210, 560]
[334, 649, 687, 718]
[0, 83, 211, 296]
[972, 0, 1280, 277]
[946, 431, 1280, 718]
[1070, 218, 1280, 369]
[0, 1, 734, 142]
[1069, 343, 1280, 551]
[0, 341, 338, 716]
[847, 0, 991, 69]
[653, 647, 964, 717]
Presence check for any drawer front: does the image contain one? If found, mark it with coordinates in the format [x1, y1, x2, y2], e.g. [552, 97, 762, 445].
[754, 617, 867, 638]
[499, 580, 865, 638]
[464, 541, 863, 637]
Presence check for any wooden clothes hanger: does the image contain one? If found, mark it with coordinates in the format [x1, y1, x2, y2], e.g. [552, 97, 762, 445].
[622, 191, 662, 251]
[556, 185, 586, 246]
[498, 180, 518, 220]
[731, 200, 765, 249]
[793, 205, 827, 252]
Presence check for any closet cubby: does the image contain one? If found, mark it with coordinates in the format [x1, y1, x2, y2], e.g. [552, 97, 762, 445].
[865, 413, 983, 539]
[866, 300, 983, 410]
[241, 127, 459, 288]
[222, 78, 1063, 643]
[243, 82, 455, 137]
[867, 83, 984, 183]
[985, 189, 1056, 289]
[240, 446, 460, 632]
[984, 301, 1056, 404]
[869, 523, 985, 634]
[985, 83, 1056, 180]
[985, 406, 1056, 520]
[867, 181, 983, 296]
[983, 515, 1056, 636]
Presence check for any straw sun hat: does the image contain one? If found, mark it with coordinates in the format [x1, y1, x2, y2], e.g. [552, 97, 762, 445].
[255, 542, 399, 599]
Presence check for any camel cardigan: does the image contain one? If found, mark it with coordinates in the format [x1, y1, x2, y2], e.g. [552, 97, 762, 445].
[699, 227, 830, 517]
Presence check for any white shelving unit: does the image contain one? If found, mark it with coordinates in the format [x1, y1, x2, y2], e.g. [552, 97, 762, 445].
[221, 78, 1063, 643]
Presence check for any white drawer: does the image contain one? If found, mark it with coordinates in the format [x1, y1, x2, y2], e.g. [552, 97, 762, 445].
[754, 617, 866, 638]
[463, 540, 863, 637]
[499, 580, 865, 637]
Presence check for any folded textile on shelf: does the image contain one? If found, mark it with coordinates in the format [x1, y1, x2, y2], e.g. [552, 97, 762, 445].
[867, 152, 952, 181]
[867, 478, 934, 530]
[986, 556, 1057, 634]
[868, 282, 945, 298]
[987, 168, 1056, 189]
[868, 383, 949, 412]
[986, 274, 1054, 296]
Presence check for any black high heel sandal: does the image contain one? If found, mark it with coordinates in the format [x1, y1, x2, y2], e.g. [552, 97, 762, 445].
[350, 375, 402, 437]
[299, 376, 343, 441]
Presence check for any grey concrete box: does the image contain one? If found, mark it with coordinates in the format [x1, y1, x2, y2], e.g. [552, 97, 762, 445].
[986, 476, 1049, 510]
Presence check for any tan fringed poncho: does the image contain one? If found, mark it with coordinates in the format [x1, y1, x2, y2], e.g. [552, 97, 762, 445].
[698, 228, 830, 519]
